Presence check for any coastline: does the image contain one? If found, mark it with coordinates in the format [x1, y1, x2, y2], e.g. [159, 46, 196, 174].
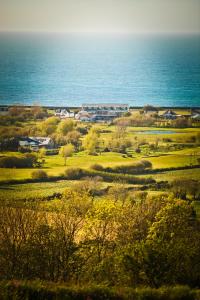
[0, 104, 199, 110]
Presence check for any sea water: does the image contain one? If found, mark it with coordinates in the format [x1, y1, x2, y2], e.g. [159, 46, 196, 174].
[0, 32, 199, 107]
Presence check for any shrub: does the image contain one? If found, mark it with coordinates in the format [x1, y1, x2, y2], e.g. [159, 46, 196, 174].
[163, 138, 172, 143]
[64, 168, 83, 179]
[31, 170, 48, 180]
[90, 164, 104, 171]
[135, 148, 141, 153]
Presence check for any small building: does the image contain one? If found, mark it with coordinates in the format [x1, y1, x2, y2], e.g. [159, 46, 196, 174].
[162, 110, 178, 120]
[75, 111, 92, 122]
[18, 137, 40, 149]
[30, 137, 55, 149]
[18, 137, 54, 150]
[191, 110, 200, 121]
[0, 106, 9, 116]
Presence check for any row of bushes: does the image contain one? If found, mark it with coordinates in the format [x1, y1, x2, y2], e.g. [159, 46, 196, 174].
[64, 168, 155, 184]
[0, 168, 154, 186]
[91, 160, 152, 174]
[91, 162, 200, 175]
[0, 281, 200, 300]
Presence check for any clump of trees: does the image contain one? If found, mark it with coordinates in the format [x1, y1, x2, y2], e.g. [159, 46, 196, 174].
[104, 125, 132, 154]
[172, 118, 192, 128]
[0, 137, 20, 151]
[0, 191, 200, 288]
[0, 153, 39, 168]
[115, 112, 156, 128]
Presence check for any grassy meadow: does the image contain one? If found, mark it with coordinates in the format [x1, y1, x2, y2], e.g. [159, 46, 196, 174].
[0, 123, 200, 200]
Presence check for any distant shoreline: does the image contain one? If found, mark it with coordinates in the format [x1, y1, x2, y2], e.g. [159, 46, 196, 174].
[0, 104, 199, 110]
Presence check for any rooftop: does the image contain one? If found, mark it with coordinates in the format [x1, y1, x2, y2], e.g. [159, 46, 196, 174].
[82, 103, 129, 108]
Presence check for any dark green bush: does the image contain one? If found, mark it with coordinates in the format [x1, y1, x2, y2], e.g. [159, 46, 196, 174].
[90, 164, 104, 171]
[64, 168, 84, 179]
[0, 153, 38, 168]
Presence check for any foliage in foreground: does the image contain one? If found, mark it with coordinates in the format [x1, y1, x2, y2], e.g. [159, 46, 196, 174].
[0, 281, 200, 300]
[0, 188, 200, 288]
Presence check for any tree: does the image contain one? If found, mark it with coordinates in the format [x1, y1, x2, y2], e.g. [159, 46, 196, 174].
[83, 127, 99, 155]
[38, 147, 46, 166]
[59, 143, 74, 166]
[144, 200, 200, 287]
[57, 119, 75, 136]
[66, 130, 81, 150]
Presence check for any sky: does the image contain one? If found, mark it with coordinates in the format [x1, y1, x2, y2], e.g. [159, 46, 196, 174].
[0, 0, 200, 33]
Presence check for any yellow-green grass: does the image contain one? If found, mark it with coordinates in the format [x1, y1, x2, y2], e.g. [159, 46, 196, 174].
[0, 126, 199, 182]
[142, 168, 200, 182]
[0, 180, 75, 201]
[147, 153, 200, 169]
[0, 180, 135, 202]
[0, 152, 135, 181]
[0, 146, 199, 181]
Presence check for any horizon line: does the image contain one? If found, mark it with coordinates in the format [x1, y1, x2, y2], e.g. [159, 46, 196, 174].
[0, 29, 200, 35]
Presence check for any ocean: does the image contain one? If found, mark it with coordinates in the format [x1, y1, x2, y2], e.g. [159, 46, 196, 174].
[0, 32, 199, 107]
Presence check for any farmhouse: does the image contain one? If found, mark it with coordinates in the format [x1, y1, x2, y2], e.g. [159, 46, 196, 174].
[30, 137, 55, 149]
[18, 137, 54, 150]
[76, 103, 129, 122]
[18, 137, 40, 149]
[162, 110, 178, 119]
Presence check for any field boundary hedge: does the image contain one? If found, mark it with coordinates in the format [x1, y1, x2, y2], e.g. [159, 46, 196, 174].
[0, 281, 200, 300]
[0, 165, 199, 186]
[0, 169, 155, 186]
[92, 163, 200, 175]
[64, 168, 155, 184]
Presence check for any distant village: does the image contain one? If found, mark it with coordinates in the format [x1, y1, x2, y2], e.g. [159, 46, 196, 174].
[0, 103, 199, 151]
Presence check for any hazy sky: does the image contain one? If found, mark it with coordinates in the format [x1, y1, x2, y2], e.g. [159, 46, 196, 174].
[0, 0, 200, 33]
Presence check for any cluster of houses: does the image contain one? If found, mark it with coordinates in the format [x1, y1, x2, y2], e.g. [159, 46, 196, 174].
[55, 104, 129, 122]
[54, 105, 200, 122]
[161, 109, 200, 120]
[1, 104, 200, 122]
[1, 104, 199, 152]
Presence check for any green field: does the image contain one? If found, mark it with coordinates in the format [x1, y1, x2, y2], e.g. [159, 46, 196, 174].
[0, 124, 199, 203]
[0, 146, 199, 181]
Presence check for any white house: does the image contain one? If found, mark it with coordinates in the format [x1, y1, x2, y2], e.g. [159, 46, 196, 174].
[30, 137, 55, 149]
[55, 109, 75, 119]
